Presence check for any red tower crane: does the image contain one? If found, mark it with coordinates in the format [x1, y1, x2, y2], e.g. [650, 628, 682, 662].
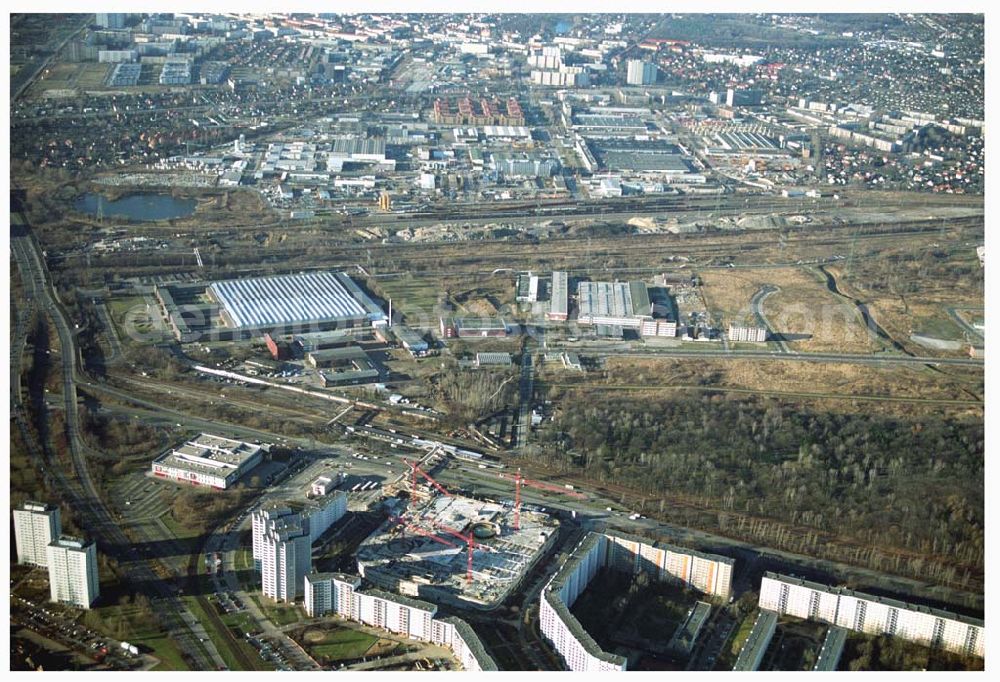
[506, 468, 585, 530]
[391, 515, 476, 585]
[403, 458, 453, 510]
[390, 515, 459, 549]
[431, 521, 478, 584]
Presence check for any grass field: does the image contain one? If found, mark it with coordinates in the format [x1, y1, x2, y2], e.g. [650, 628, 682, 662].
[373, 274, 442, 329]
[700, 266, 877, 354]
[373, 271, 515, 330]
[592, 357, 983, 417]
[909, 314, 966, 341]
[252, 595, 301, 627]
[730, 611, 758, 657]
[76, 63, 111, 89]
[29, 62, 79, 92]
[825, 241, 983, 357]
[81, 602, 190, 670]
[300, 626, 379, 662]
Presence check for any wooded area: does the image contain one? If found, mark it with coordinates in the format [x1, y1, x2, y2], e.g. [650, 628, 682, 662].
[537, 393, 983, 589]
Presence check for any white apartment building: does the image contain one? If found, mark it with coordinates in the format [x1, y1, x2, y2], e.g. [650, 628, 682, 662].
[728, 324, 768, 343]
[640, 319, 678, 338]
[626, 59, 656, 86]
[252, 504, 294, 567]
[759, 573, 984, 658]
[303, 573, 497, 671]
[46, 536, 99, 609]
[14, 501, 61, 567]
[260, 517, 310, 602]
[252, 492, 347, 569]
[540, 532, 735, 671]
[305, 492, 348, 544]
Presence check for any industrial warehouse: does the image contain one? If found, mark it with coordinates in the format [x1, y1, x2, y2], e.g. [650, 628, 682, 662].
[208, 271, 386, 332]
[576, 280, 653, 328]
[539, 531, 734, 671]
[356, 494, 558, 609]
[151, 434, 265, 489]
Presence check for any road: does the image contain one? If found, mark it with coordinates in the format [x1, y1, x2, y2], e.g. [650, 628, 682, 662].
[548, 345, 984, 368]
[514, 350, 535, 451]
[11, 16, 90, 101]
[946, 306, 984, 343]
[748, 285, 791, 354]
[10, 210, 226, 671]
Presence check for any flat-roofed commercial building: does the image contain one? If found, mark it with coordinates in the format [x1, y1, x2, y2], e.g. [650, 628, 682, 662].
[392, 326, 429, 355]
[46, 536, 99, 609]
[14, 501, 61, 567]
[548, 271, 568, 321]
[516, 273, 540, 303]
[667, 601, 713, 657]
[209, 271, 385, 332]
[641, 319, 677, 338]
[540, 531, 734, 671]
[329, 136, 386, 163]
[439, 317, 509, 339]
[306, 345, 369, 368]
[759, 573, 984, 659]
[304, 573, 497, 671]
[475, 352, 512, 367]
[576, 280, 653, 328]
[293, 329, 366, 352]
[151, 434, 264, 490]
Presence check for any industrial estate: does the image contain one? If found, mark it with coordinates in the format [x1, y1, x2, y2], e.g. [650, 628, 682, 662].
[10, 11, 986, 674]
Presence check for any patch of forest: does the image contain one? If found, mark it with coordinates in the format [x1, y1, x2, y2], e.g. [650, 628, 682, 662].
[537, 393, 983, 587]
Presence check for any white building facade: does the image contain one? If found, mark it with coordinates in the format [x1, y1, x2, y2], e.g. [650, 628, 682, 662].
[728, 325, 768, 343]
[303, 573, 496, 671]
[758, 573, 984, 658]
[260, 518, 310, 602]
[46, 537, 99, 609]
[14, 501, 61, 567]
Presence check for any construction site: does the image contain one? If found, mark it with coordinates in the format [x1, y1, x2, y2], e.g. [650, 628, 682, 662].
[356, 458, 561, 610]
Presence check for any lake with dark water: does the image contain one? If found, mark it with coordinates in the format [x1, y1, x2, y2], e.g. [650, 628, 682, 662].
[75, 193, 197, 221]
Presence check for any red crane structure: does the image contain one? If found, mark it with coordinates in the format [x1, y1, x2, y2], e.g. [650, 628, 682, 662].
[390, 515, 478, 584]
[505, 468, 586, 530]
[390, 515, 459, 549]
[403, 458, 453, 510]
[431, 521, 480, 584]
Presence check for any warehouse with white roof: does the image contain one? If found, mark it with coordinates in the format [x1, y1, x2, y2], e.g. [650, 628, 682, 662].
[208, 271, 386, 332]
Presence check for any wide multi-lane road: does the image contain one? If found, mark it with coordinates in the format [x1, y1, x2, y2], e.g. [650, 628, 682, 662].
[10, 209, 226, 671]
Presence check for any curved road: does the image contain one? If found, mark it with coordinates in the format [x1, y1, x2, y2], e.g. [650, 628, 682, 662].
[11, 211, 226, 671]
[749, 285, 791, 354]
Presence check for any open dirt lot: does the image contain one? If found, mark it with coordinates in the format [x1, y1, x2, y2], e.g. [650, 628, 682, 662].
[699, 266, 877, 353]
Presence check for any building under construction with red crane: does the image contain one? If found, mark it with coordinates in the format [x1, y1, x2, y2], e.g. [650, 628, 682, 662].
[355, 459, 559, 609]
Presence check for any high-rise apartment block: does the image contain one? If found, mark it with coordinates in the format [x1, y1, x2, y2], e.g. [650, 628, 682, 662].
[46, 536, 99, 609]
[14, 501, 61, 567]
